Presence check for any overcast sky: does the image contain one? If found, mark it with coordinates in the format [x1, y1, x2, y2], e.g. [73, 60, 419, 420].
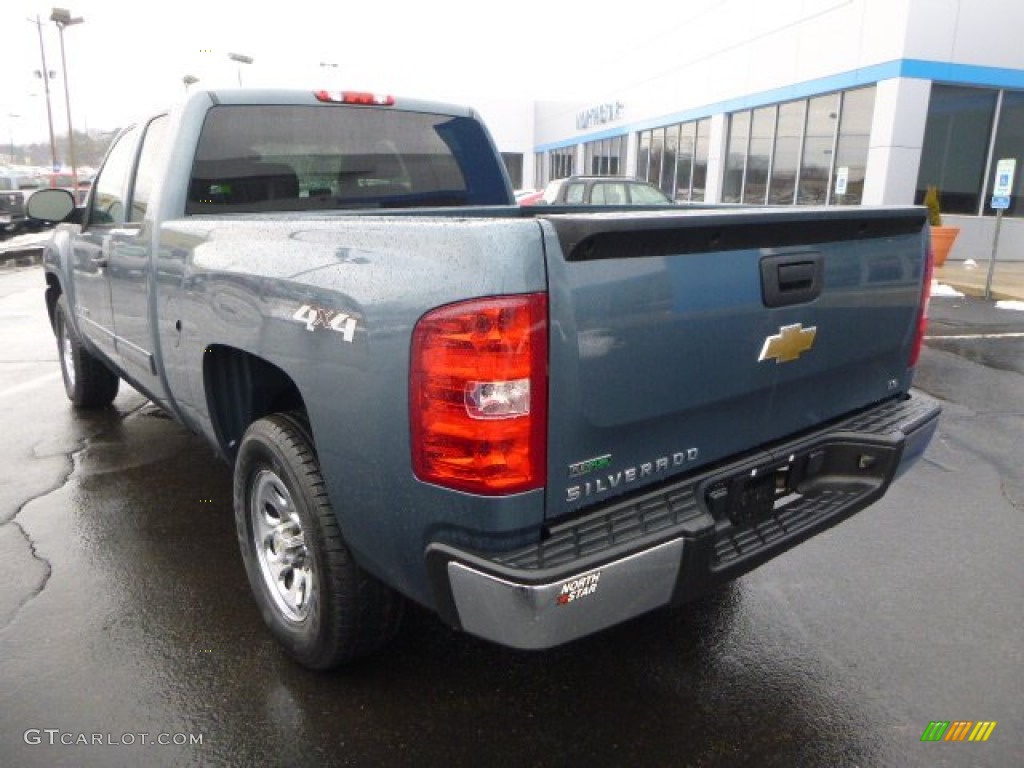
[2, 0, 688, 149]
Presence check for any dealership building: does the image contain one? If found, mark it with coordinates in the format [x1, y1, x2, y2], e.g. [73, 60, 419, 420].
[483, 0, 1024, 261]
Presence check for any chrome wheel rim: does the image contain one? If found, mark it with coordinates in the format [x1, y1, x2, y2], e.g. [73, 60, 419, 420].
[59, 318, 76, 390]
[250, 469, 314, 622]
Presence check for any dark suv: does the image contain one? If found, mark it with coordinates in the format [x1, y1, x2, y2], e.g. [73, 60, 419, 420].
[0, 170, 43, 237]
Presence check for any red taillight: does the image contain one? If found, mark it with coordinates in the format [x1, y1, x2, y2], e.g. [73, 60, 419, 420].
[410, 294, 548, 495]
[909, 242, 934, 368]
[314, 90, 395, 106]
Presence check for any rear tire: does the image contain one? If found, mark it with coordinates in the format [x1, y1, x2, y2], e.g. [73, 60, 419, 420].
[234, 413, 404, 669]
[54, 294, 119, 408]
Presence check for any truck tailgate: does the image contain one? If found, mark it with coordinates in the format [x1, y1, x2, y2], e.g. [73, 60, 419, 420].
[539, 206, 928, 519]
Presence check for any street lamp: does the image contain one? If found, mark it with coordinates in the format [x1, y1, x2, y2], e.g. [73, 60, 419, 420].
[228, 52, 253, 87]
[50, 7, 84, 195]
[28, 15, 59, 172]
[183, 74, 200, 92]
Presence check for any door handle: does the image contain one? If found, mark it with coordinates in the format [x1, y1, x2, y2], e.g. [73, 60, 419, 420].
[95, 228, 139, 266]
[92, 235, 113, 267]
[760, 252, 824, 307]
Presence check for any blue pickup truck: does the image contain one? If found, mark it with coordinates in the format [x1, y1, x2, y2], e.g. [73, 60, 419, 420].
[28, 88, 940, 669]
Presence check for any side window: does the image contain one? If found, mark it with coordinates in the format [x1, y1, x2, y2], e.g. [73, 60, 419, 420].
[593, 183, 626, 204]
[565, 183, 584, 204]
[129, 116, 169, 223]
[88, 126, 139, 227]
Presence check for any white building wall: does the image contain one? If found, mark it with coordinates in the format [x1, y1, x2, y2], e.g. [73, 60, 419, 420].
[902, 0, 1024, 68]
[532, 0, 1023, 150]
[533, 0, 920, 148]
[514, 0, 1024, 257]
[862, 78, 931, 205]
[467, 98, 537, 188]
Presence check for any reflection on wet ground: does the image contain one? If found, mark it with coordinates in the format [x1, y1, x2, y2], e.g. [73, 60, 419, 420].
[0, 402, 930, 767]
[2, 296, 1022, 766]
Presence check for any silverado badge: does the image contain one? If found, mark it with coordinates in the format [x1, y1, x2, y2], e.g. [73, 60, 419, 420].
[759, 323, 817, 364]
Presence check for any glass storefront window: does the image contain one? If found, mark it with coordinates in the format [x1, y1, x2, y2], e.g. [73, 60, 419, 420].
[675, 122, 695, 202]
[743, 106, 775, 205]
[662, 125, 679, 196]
[501, 153, 523, 189]
[637, 118, 709, 201]
[584, 136, 626, 176]
[983, 90, 1024, 217]
[832, 87, 875, 205]
[649, 128, 665, 190]
[916, 85, 997, 215]
[549, 147, 576, 180]
[637, 131, 651, 183]
[723, 111, 750, 203]
[798, 93, 839, 205]
[769, 100, 804, 204]
[693, 119, 710, 202]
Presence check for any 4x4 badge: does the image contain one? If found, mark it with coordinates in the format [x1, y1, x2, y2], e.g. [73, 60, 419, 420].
[759, 323, 817, 364]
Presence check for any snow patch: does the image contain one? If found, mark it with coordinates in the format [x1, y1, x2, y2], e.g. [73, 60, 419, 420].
[995, 300, 1024, 312]
[931, 281, 964, 298]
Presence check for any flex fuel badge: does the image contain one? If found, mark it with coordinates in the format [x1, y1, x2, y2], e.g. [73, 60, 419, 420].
[557, 571, 601, 605]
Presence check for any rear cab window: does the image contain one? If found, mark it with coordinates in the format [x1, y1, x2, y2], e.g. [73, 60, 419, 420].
[186, 104, 510, 214]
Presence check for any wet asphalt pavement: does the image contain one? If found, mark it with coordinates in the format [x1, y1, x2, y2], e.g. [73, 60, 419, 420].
[1, 265, 1022, 767]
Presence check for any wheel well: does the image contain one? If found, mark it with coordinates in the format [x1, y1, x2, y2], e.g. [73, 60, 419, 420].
[203, 345, 307, 460]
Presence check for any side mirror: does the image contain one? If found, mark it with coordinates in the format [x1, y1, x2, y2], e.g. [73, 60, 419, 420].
[26, 188, 77, 223]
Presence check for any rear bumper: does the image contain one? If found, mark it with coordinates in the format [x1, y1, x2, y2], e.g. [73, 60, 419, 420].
[426, 391, 941, 650]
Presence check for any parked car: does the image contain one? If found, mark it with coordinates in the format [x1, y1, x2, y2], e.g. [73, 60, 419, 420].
[48, 172, 92, 205]
[530, 176, 674, 205]
[515, 188, 545, 206]
[0, 169, 43, 236]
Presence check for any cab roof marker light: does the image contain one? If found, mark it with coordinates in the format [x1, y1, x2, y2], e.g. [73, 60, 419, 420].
[314, 90, 395, 106]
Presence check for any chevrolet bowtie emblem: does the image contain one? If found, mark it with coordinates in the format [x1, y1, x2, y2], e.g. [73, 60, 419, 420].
[759, 323, 817, 364]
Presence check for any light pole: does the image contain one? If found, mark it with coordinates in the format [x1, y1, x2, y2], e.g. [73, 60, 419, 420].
[228, 53, 253, 87]
[50, 7, 84, 195]
[28, 15, 59, 172]
[7, 114, 19, 164]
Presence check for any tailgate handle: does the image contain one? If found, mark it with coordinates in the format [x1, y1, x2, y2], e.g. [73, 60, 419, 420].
[761, 253, 823, 308]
